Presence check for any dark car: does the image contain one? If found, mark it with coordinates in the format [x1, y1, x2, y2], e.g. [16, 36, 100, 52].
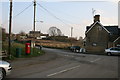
[35, 44, 42, 50]
[70, 46, 81, 52]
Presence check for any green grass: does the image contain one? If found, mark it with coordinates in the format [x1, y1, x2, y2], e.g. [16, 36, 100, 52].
[2, 42, 45, 60]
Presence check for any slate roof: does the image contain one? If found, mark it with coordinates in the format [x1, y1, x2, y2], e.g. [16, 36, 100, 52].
[86, 25, 120, 35]
[104, 26, 119, 35]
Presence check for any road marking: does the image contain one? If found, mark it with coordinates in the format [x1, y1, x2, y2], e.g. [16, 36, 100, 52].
[47, 65, 80, 77]
[64, 55, 69, 56]
[90, 58, 101, 63]
[63, 54, 74, 57]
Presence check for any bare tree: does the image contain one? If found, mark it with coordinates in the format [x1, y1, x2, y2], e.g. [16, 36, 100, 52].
[48, 27, 62, 36]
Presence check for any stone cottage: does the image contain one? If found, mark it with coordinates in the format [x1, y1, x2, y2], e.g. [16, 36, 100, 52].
[84, 15, 120, 53]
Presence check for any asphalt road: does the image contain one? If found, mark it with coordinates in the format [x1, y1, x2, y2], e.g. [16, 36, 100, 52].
[7, 48, 119, 78]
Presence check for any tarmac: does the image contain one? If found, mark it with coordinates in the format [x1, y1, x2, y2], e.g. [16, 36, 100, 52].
[7, 52, 58, 69]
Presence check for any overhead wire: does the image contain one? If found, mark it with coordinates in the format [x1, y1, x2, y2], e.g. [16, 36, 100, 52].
[13, 3, 33, 19]
[37, 2, 73, 28]
[2, 2, 33, 26]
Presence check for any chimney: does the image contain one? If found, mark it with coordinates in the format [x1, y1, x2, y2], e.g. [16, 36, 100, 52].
[94, 15, 100, 22]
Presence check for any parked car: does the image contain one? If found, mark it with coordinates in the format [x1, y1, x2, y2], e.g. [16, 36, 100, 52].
[105, 47, 120, 56]
[79, 48, 86, 53]
[70, 46, 81, 52]
[0, 60, 12, 79]
[35, 44, 42, 50]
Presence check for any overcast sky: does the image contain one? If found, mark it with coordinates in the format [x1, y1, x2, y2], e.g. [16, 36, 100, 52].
[0, 0, 119, 38]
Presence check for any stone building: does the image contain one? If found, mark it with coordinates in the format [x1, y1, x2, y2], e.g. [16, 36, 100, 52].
[84, 15, 120, 53]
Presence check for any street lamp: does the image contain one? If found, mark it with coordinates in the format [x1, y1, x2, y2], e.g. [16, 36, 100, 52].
[35, 20, 44, 37]
[35, 20, 44, 46]
[35, 21, 44, 23]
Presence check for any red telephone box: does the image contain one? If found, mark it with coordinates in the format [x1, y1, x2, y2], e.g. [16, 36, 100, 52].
[25, 43, 31, 54]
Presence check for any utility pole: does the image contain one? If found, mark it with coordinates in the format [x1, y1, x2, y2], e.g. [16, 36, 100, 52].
[8, 0, 13, 58]
[71, 27, 73, 37]
[32, 0, 36, 54]
[33, 0, 36, 32]
[70, 27, 73, 46]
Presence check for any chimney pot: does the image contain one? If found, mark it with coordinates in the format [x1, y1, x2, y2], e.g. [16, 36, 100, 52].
[94, 15, 100, 22]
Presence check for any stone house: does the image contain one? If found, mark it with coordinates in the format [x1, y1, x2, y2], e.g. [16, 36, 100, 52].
[84, 15, 120, 53]
[113, 36, 120, 47]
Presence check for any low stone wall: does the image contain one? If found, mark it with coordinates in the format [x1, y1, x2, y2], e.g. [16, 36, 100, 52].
[85, 46, 106, 53]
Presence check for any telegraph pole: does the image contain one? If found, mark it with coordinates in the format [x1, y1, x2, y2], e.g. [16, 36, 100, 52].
[71, 27, 73, 37]
[32, 0, 36, 54]
[8, 0, 13, 58]
[33, 0, 36, 32]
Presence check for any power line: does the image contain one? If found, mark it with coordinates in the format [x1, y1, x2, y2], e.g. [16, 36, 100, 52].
[37, 2, 73, 28]
[43, 6, 82, 21]
[2, 3, 33, 26]
[13, 3, 33, 19]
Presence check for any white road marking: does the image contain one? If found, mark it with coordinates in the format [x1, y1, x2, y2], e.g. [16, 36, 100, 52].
[90, 58, 101, 63]
[64, 55, 74, 57]
[64, 55, 69, 56]
[47, 65, 80, 77]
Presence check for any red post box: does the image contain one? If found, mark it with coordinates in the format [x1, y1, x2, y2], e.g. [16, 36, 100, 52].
[25, 43, 31, 54]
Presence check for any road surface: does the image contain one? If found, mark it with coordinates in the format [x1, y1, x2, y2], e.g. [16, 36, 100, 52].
[7, 48, 119, 78]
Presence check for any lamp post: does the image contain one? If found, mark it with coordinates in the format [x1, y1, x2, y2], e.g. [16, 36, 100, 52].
[35, 20, 44, 38]
[35, 20, 44, 46]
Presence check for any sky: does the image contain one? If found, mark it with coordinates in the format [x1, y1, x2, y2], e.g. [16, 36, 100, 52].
[0, 0, 119, 39]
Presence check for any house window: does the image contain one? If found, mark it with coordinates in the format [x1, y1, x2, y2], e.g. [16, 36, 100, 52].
[98, 26, 102, 31]
[83, 41, 86, 46]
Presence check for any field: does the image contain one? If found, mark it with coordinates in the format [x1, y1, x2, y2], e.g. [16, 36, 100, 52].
[35, 40, 83, 49]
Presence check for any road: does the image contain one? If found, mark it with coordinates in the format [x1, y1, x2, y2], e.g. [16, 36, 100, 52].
[7, 48, 119, 78]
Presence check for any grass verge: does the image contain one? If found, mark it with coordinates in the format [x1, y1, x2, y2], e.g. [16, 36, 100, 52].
[2, 41, 45, 60]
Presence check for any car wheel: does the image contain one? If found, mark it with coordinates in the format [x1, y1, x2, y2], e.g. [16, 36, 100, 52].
[75, 49, 78, 53]
[0, 68, 6, 80]
[73, 49, 76, 52]
[107, 52, 112, 56]
[76, 50, 79, 53]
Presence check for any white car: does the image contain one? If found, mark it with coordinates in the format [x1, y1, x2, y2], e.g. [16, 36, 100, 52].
[0, 60, 12, 79]
[74, 48, 86, 53]
[105, 47, 120, 56]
